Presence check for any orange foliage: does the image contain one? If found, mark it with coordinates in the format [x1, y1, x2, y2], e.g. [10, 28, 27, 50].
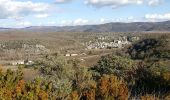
[98, 75, 129, 100]
[141, 94, 159, 100]
[15, 80, 25, 95]
[82, 89, 96, 100]
[118, 83, 129, 100]
[38, 90, 48, 100]
[70, 91, 79, 100]
[3, 89, 13, 99]
[15, 86, 22, 94]
[98, 75, 109, 96]
[17, 80, 25, 89]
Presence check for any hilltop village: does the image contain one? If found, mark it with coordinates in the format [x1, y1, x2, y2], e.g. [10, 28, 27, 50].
[85, 36, 139, 49]
[64, 35, 140, 57]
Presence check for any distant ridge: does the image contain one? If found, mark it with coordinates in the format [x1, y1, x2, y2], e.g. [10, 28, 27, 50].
[0, 27, 12, 31]
[1, 20, 170, 32]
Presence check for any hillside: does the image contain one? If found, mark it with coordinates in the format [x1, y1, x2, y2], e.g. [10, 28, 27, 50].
[1, 21, 170, 32]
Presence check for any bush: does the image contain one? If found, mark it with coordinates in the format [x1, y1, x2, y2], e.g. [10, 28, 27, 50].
[91, 55, 136, 80]
[96, 74, 129, 100]
[131, 62, 170, 95]
[0, 67, 50, 100]
[128, 35, 170, 60]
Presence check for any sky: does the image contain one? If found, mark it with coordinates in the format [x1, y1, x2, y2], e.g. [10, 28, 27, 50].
[0, 0, 170, 28]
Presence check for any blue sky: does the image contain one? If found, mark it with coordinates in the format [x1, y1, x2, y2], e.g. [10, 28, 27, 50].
[0, 0, 170, 27]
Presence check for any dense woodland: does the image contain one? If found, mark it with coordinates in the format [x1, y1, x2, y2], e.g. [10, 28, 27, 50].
[0, 34, 170, 100]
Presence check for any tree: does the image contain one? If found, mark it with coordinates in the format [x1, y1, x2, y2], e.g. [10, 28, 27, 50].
[128, 35, 170, 60]
[91, 55, 136, 80]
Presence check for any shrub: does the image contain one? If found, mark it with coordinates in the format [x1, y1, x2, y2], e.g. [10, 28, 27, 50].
[96, 74, 129, 100]
[128, 35, 170, 60]
[91, 55, 136, 80]
[131, 62, 170, 96]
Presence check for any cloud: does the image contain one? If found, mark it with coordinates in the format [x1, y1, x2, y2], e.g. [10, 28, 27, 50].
[60, 17, 142, 26]
[85, 0, 143, 8]
[99, 18, 112, 24]
[145, 13, 170, 21]
[16, 21, 32, 27]
[0, 0, 50, 19]
[85, 0, 165, 8]
[60, 18, 90, 26]
[148, 0, 162, 6]
[127, 16, 134, 20]
[100, 18, 105, 23]
[55, 0, 72, 4]
[34, 14, 49, 18]
[60, 20, 73, 26]
[48, 21, 56, 25]
[73, 18, 89, 25]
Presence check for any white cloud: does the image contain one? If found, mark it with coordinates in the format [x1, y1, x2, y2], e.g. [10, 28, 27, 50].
[100, 18, 105, 23]
[16, 21, 32, 27]
[85, 0, 165, 8]
[145, 13, 170, 22]
[0, 0, 50, 19]
[85, 0, 143, 8]
[127, 16, 134, 20]
[126, 16, 137, 22]
[34, 14, 49, 18]
[60, 20, 73, 26]
[60, 18, 90, 26]
[73, 18, 89, 25]
[59, 17, 143, 26]
[148, 0, 162, 6]
[99, 18, 112, 24]
[114, 18, 124, 22]
[48, 21, 56, 25]
[55, 0, 72, 3]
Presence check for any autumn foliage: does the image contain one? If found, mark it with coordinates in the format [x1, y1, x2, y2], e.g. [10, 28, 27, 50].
[97, 75, 129, 100]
